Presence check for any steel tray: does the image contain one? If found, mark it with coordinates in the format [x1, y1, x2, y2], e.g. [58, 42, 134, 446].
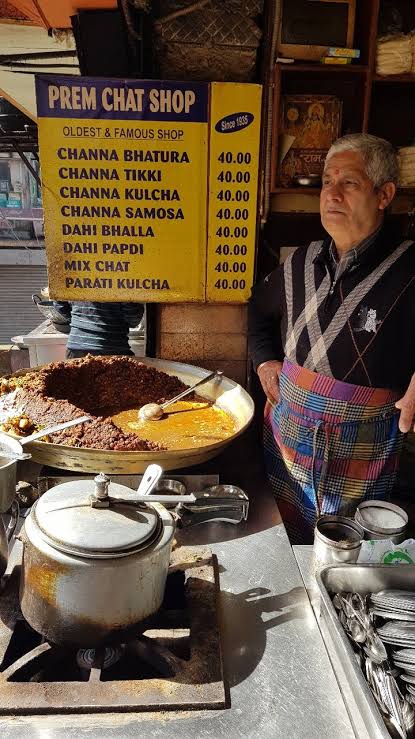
[317, 564, 415, 739]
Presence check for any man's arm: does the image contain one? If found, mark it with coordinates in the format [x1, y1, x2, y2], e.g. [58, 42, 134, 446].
[395, 373, 415, 432]
[248, 266, 284, 402]
[121, 303, 145, 328]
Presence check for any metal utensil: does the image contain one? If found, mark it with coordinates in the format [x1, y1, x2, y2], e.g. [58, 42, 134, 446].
[2, 358, 255, 473]
[350, 618, 367, 643]
[372, 609, 415, 622]
[42, 494, 197, 512]
[0, 500, 19, 577]
[138, 370, 223, 420]
[364, 633, 389, 664]
[154, 478, 187, 510]
[0, 416, 92, 459]
[336, 592, 388, 662]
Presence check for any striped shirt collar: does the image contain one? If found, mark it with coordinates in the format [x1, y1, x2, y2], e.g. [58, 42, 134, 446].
[314, 223, 384, 274]
[329, 223, 383, 267]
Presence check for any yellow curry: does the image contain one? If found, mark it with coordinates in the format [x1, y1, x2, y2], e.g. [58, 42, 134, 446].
[112, 400, 236, 450]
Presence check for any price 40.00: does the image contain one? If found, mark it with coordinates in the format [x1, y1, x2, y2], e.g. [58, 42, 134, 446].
[214, 261, 246, 273]
[214, 278, 246, 290]
[215, 244, 247, 256]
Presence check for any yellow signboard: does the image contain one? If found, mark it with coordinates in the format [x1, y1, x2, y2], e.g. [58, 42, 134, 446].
[206, 82, 262, 303]
[36, 76, 262, 303]
[36, 77, 208, 302]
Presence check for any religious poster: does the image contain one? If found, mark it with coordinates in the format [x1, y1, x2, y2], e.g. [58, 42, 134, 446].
[279, 94, 342, 187]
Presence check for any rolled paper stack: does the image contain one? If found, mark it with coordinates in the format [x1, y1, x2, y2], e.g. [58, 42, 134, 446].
[399, 146, 415, 188]
[376, 34, 412, 75]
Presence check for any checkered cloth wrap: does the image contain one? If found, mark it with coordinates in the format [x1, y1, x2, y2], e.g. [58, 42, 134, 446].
[264, 359, 404, 544]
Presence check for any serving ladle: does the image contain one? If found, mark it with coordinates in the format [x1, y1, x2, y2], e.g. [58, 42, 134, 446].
[138, 370, 223, 421]
[0, 415, 92, 459]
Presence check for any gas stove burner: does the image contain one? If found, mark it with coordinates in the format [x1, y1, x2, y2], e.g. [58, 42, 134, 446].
[0, 549, 226, 713]
[76, 645, 124, 671]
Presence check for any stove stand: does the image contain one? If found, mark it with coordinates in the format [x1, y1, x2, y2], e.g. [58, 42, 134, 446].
[0, 547, 226, 714]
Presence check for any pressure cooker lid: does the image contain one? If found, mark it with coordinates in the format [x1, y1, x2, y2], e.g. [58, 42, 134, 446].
[32, 479, 161, 558]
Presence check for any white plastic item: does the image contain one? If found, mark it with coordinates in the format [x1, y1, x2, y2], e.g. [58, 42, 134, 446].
[12, 320, 145, 367]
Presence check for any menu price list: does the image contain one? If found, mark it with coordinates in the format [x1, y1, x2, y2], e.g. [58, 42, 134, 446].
[36, 78, 209, 303]
[206, 83, 262, 303]
[36, 76, 262, 303]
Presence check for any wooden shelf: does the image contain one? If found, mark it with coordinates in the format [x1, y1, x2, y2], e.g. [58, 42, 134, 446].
[269, 3, 415, 212]
[278, 63, 369, 74]
[273, 187, 415, 196]
[273, 187, 320, 195]
[373, 74, 415, 83]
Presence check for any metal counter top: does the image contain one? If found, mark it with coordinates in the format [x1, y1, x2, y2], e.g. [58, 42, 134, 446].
[1, 432, 354, 739]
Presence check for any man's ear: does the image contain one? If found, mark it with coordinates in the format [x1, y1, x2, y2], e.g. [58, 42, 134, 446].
[378, 181, 396, 210]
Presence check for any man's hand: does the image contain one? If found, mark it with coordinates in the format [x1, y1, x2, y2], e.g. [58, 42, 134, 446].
[395, 373, 415, 433]
[257, 360, 283, 404]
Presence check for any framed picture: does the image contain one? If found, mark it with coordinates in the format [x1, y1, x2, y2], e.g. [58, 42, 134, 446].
[277, 94, 342, 188]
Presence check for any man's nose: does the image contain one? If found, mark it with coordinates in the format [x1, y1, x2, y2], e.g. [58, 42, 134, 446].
[325, 182, 343, 201]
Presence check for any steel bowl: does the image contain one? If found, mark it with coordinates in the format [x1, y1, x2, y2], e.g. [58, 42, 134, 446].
[355, 500, 408, 543]
[313, 515, 364, 566]
[292, 174, 321, 187]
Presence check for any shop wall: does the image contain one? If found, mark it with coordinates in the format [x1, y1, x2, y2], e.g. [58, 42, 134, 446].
[156, 304, 248, 386]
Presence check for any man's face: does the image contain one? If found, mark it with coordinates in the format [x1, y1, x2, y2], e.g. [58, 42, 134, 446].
[320, 150, 393, 247]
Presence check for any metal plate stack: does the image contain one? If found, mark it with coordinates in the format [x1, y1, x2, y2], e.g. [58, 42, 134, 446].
[391, 649, 415, 676]
[371, 591, 415, 624]
[377, 620, 415, 647]
[371, 591, 415, 713]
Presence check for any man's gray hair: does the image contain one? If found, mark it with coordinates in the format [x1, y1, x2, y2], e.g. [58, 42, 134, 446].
[324, 133, 399, 187]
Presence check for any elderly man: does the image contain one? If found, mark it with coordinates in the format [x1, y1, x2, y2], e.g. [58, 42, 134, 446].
[248, 134, 415, 543]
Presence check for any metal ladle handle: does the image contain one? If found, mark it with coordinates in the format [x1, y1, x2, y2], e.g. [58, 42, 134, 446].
[0, 416, 93, 460]
[20, 415, 92, 444]
[160, 370, 223, 410]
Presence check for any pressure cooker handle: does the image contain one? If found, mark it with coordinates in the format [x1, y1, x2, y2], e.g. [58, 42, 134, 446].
[176, 487, 249, 527]
[177, 507, 247, 527]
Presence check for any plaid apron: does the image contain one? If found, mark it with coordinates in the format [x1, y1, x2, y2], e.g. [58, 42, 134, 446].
[264, 359, 404, 544]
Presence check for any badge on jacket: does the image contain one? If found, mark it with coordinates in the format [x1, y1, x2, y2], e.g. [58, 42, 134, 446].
[355, 306, 381, 334]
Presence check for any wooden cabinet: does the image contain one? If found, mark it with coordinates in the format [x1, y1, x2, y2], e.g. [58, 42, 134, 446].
[270, 0, 415, 198]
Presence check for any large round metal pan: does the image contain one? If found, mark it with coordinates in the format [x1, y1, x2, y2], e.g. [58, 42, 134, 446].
[15, 358, 254, 473]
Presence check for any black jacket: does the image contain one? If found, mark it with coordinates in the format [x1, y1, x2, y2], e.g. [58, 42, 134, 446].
[248, 223, 415, 392]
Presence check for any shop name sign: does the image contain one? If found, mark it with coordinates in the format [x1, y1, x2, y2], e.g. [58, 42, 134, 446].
[47, 83, 197, 115]
[36, 75, 262, 303]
